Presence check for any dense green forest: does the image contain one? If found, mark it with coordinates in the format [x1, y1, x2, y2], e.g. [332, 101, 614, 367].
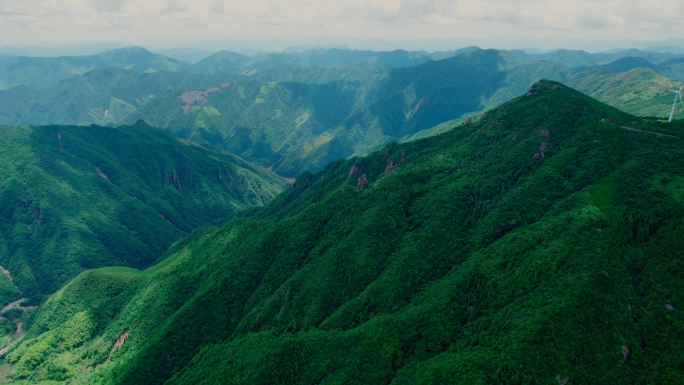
[0, 121, 285, 305]
[3, 81, 682, 384]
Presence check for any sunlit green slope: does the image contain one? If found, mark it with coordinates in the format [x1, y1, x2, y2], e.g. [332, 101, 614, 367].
[569, 67, 684, 120]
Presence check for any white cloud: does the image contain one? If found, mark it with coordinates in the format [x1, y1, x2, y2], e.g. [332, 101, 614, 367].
[93, 0, 127, 12]
[0, 0, 682, 49]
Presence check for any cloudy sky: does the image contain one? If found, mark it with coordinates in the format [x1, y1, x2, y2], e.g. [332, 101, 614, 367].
[1, 0, 683, 51]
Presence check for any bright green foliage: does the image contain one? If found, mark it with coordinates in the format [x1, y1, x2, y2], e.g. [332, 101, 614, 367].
[0, 121, 286, 303]
[0, 269, 21, 306]
[5, 81, 683, 384]
[569, 67, 684, 119]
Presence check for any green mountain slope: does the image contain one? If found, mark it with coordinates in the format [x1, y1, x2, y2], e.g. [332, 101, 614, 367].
[569, 67, 684, 120]
[0, 121, 285, 304]
[5, 81, 683, 384]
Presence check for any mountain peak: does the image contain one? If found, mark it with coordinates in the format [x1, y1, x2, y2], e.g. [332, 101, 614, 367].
[525, 79, 567, 96]
[116, 46, 152, 54]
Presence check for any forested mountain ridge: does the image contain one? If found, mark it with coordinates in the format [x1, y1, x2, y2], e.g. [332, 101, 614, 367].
[0, 49, 563, 175]
[0, 121, 286, 305]
[2, 47, 683, 177]
[4, 81, 682, 385]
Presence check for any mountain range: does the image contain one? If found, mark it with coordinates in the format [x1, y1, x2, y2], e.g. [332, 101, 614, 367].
[0, 44, 683, 384]
[2, 80, 681, 384]
[1, 47, 683, 176]
[0, 47, 186, 91]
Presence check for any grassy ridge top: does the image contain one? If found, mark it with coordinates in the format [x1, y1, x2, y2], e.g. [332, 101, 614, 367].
[5, 81, 684, 384]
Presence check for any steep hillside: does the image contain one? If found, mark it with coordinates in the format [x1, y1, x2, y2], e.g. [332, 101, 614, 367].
[5, 81, 683, 385]
[0, 121, 285, 304]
